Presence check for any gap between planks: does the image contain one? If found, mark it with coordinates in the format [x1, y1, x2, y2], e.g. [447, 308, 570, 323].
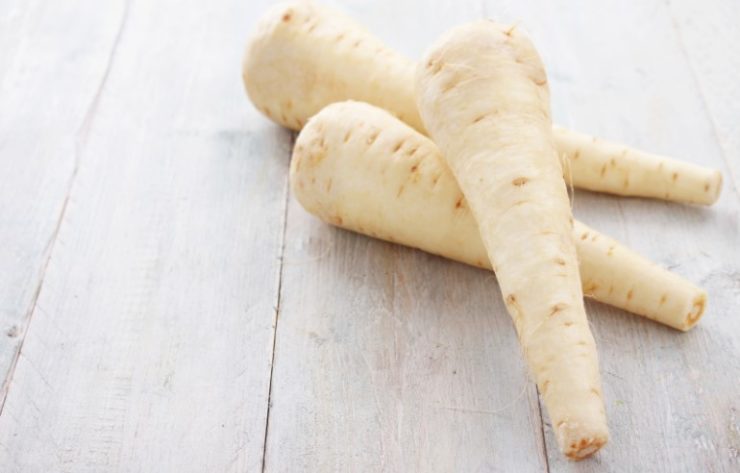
[0, 0, 132, 415]
[260, 132, 295, 473]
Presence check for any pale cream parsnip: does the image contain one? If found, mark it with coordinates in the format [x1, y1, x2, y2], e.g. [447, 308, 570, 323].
[243, 1, 722, 205]
[415, 22, 607, 458]
[290, 101, 707, 331]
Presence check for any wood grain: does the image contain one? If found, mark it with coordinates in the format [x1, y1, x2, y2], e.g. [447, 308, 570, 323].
[490, 0, 740, 471]
[0, 0, 126, 402]
[261, 3, 549, 471]
[667, 0, 740, 192]
[264, 0, 739, 471]
[0, 0, 290, 471]
[263, 198, 547, 472]
[0, 0, 737, 471]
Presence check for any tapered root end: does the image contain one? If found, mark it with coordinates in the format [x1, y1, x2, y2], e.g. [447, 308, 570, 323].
[565, 436, 607, 460]
[706, 170, 723, 205]
[557, 423, 608, 460]
[682, 292, 707, 331]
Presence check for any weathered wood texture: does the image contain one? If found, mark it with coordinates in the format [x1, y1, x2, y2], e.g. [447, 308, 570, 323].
[0, 0, 125, 399]
[0, 0, 737, 471]
[0, 0, 289, 471]
[264, 0, 740, 472]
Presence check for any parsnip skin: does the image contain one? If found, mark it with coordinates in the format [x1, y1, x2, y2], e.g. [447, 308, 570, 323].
[291, 101, 707, 331]
[555, 127, 722, 205]
[244, 1, 722, 205]
[415, 22, 607, 458]
[243, 1, 418, 131]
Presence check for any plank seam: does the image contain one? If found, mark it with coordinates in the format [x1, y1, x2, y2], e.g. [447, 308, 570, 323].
[536, 388, 551, 472]
[0, 0, 132, 415]
[260, 134, 294, 473]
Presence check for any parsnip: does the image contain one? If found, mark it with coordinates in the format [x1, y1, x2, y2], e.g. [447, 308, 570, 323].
[291, 101, 707, 331]
[415, 22, 606, 458]
[243, 1, 722, 205]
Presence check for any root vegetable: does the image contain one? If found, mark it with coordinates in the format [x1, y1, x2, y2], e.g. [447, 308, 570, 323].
[243, 1, 722, 205]
[414, 21, 606, 458]
[556, 127, 722, 205]
[291, 101, 707, 331]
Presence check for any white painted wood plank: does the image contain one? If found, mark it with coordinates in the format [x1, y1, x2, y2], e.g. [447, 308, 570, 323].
[667, 0, 740, 191]
[485, 0, 740, 471]
[265, 0, 739, 471]
[262, 1, 549, 472]
[265, 199, 547, 472]
[0, 0, 290, 471]
[0, 0, 125, 397]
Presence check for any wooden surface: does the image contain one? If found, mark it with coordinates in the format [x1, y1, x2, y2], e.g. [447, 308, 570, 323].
[0, 0, 737, 471]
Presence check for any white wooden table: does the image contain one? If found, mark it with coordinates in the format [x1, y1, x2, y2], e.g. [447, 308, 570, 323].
[0, 0, 738, 471]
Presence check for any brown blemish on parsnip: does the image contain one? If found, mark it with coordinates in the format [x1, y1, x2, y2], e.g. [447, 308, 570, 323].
[441, 78, 459, 93]
[282, 11, 292, 22]
[396, 185, 405, 197]
[627, 289, 634, 301]
[554, 258, 566, 266]
[572, 150, 580, 160]
[672, 172, 678, 181]
[506, 294, 525, 330]
[549, 303, 567, 317]
[455, 196, 464, 209]
[704, 183, 710, 192]
[580, 232, 589, 240]
[686, 295, 705, 326]
[512, 177, 529, 186]
[393, 140, 404, 152]
[600, 164, 607, 177]
[366, 131, 379, 145]
[410, 164, 419, 173]
[659, 294, 667, 305]
[427, 58, 443, 74]
[623, 177, 630, 188]
[343, 130, 351, 143]
[472, 114, 486, 124]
